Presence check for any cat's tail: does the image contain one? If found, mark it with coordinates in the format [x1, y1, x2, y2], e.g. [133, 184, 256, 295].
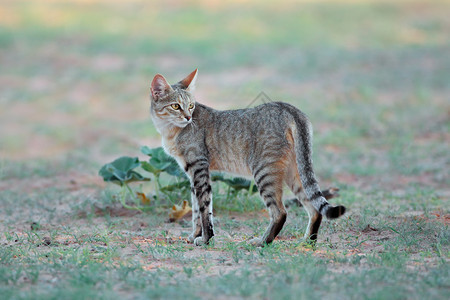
[290, 112, 346, 219]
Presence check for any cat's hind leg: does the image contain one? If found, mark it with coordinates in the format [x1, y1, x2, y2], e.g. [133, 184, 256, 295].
[285, 167, 322, 243]
[250, 167, 287, 247]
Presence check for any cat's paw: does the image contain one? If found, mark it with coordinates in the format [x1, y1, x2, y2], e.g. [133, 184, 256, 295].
[248, 237, 265, 247]
[194, 236, 214, 246]
[188, 234, 196, 243]
[193, 237, 205, 246]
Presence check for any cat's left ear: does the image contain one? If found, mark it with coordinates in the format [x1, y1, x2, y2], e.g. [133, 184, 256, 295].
[177, 69, 198, 93]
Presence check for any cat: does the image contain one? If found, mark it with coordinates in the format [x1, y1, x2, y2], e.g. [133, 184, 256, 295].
[149, 69, 346, 247]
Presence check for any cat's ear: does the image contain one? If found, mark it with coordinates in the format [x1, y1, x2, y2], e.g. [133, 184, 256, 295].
[177, 69, 198, 92]
[151, 74, 173, 101]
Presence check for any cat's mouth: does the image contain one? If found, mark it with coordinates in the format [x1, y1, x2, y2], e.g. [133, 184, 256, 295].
[174, 120, 192, 128]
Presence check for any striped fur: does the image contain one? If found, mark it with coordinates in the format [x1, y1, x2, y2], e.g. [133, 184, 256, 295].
[150, 69, 346, 246]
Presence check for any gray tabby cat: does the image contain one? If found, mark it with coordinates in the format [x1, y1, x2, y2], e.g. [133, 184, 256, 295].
[150, 69, 346, 247]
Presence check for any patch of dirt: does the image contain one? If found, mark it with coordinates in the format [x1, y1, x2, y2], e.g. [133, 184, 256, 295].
[77, 205, 142, 218]
[414, 211, 450, 225]
[0, 172, 105, 193]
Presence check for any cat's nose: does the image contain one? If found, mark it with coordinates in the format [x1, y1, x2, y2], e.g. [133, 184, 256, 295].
[185, 116, 191, 121]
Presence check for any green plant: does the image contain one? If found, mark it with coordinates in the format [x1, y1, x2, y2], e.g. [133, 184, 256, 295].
[98, 156, 150, 211]
[98, 146, 258, 211]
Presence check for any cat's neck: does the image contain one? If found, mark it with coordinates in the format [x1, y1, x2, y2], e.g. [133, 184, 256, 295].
[150, 117, 180, 155]
[153, 119, 181, 139]
[158, 124, 183, 157]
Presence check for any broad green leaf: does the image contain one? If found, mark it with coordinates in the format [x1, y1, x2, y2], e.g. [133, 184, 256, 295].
[140, 145, 160, 157]
[140, 146, 187, 179]
[98, 156, 150, 185]
[140, 161, 160, 175]
[160, 180, 190, 192]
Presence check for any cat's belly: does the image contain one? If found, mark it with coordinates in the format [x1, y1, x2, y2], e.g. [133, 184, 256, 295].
[209, 156, 252, 178]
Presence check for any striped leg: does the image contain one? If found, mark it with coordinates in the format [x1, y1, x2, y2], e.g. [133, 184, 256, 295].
[185, 158, 214, 246]
[250, 166, 287, 247]
[188, 190, 202, 243]
[285, 167, 322, 243]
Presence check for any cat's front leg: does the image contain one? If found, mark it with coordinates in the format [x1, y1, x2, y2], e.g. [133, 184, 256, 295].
[188, 189, 202, 243]
[185, 158, 214, 246]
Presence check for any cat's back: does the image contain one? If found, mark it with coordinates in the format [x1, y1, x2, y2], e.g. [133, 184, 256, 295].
[192, 102, 305, 175]
[202, 101, 305, 133]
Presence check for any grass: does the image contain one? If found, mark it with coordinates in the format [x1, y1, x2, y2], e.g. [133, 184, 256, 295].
[1, 0, 449, 299]
[1, 215, 448, 299]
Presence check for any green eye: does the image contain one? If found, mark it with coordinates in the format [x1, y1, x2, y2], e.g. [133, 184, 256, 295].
[188, 103, 194, 109]
[171, 103, 180, 110]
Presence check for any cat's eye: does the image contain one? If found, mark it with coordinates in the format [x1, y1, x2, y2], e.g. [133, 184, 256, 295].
[171, 103, 180, 110]
[188, 103, 194, 109]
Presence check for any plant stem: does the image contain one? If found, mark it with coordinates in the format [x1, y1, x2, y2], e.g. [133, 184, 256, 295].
[248, 180, 255, 197]
[119, 184, 143, 211]
[155, 175, 161, 202]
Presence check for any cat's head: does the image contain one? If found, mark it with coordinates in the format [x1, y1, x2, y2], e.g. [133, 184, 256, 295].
[150, 69, 197, 129]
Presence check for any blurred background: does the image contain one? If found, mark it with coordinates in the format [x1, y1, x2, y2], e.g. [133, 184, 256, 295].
[0, 0, 448, 189]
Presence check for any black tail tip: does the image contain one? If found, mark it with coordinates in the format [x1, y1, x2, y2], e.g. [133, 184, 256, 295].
[326, 205, 346, 219]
